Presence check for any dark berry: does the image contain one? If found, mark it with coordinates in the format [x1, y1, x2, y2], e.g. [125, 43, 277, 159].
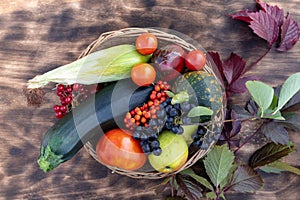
[149, 119, 157, 127]
[141, 143, 151, 154]
[165, 98, 172, 104]
[140, 133, 148, 141]
[193, 139, 203, 148]
[157, 119, 165, 125]
[201, 141, 209, 150]
[150, 140, 160, 149]
[171, 126, 179, 134]
[173, 103, 180, 110]
[165, 122, 172, 130]
[150, 133, 159, 140]
[192, 133, 200, 140]
[197, 126, 206, 135]
[152, 147, 162, 156]
[165, 105, 173, 113]
[156, 110, 166, 119]
[169, 108, 178, 117]
[166, 117, 174, 123]
[136, 126, 143, 132]
[177, 126, 184, 134]
[182, 116, 192, 124]
[181, 101, 191, 112]
[133, 131, 141, 140]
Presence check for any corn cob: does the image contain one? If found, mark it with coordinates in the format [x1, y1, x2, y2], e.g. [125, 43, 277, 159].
[27, 44, 151, 89]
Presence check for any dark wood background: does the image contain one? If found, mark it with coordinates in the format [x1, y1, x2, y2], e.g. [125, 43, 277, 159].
[0, 0, 299, 199]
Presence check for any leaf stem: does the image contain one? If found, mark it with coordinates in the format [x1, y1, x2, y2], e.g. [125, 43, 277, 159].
[171, 175, 175, 197]
[244, 47, 271, 75]
[234, 124, 262, 155]
[223, 116, 258, 123]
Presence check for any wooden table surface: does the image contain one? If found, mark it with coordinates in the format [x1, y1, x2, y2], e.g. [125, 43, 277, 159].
[1, 0, 300, 199]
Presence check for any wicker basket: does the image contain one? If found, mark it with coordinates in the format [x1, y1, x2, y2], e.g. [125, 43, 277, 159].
[81, 27, 225, 179]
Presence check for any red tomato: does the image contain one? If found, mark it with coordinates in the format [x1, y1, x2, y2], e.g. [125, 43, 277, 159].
[185, 50, 206, 71]
[131, 63, 156, 86]
[135, 33, 158, 55]
[96, 128, 147, 170]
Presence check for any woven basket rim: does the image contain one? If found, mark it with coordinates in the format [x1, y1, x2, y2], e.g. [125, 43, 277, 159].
[80, 27, 225, 179]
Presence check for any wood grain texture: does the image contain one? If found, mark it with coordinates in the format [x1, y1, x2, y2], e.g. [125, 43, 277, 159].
[0, 0, 299, 199]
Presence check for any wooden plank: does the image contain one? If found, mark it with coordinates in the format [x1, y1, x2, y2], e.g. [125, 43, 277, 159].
[0, 0, 299, 199]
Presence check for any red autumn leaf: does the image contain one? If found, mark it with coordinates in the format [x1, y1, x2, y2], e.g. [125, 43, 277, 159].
[207, 51, 225, 81]
[229, 76, 259, 94]
[229, 9, 253, 24]
[248, 10, 279, 46]
[256, 0, 284, 26]
[277, 14, 300, 51]
[223, 53, 246, 85]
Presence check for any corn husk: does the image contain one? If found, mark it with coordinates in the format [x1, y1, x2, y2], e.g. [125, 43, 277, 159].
[27, 44, 151, 89]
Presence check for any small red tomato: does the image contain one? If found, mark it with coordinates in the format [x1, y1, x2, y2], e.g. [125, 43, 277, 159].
[135, 33, 158, 55]
[185, 50, 206, 71]
[131, 63, 156, 86]
[96, 128, 147, 171]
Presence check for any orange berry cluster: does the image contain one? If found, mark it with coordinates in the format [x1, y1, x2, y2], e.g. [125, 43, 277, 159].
[124, 81, 170, 130]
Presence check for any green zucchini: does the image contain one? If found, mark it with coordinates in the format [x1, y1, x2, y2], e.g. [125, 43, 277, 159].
[38, 79, 153, 172]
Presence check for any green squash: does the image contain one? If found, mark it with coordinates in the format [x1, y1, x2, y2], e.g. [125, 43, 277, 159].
[172, 71, 223, 114]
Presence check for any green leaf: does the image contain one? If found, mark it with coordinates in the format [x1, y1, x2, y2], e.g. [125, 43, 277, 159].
[260, 122, 289, 145]
[219, 164, 238, 189]
[275, 72, 300, 113]
[259, 165, 284, 174]
[206, 191, 217, 200]
[245, 81, 274, 117]
[269, 94, 279, 110]
[263, 111, 285, 120]
[180, 169, 214, 191]
[165, 91, 175, 97]
[263, 95, 279, 116]
[187, 106, 213, 118]
[203, 144, 235, 187]
[260, 161, 300, 176]
[171, 91, 189, 104]
[220, 193, 227, 200]
[230, 165, 263, 192]
[248, 142, 295, 168]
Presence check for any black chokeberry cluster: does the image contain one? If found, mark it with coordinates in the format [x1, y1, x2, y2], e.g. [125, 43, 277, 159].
[160, 98, 184, 134]
[133, 121, 164, 156]
[192, 125, 211, 150]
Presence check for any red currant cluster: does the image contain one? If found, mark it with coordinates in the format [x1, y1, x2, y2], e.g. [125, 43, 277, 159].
[124, 81, 170, 130]
[53, 83, 102, 119]
[53, 84, 73, 118]
[72, 83, 101, 104]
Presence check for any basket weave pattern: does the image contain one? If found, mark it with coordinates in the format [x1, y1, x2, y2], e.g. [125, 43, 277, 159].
[81, 28, 225, 179]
